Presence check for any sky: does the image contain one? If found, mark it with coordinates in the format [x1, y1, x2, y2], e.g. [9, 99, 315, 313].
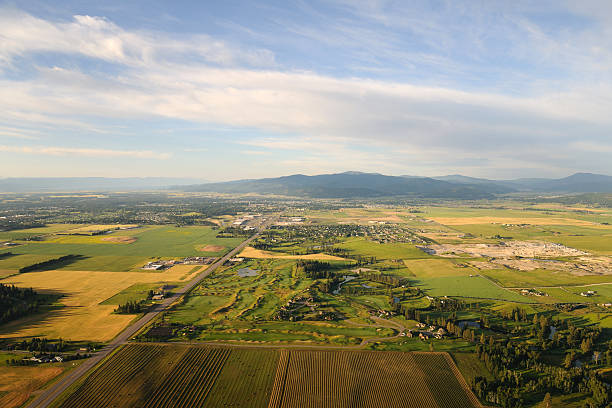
[1, 0, 612, 181]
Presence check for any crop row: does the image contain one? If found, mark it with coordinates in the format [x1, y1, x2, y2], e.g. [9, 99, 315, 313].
[270, 350, 478, 408]
[60, 344, 168, 407]
[144, 346, 231, 408]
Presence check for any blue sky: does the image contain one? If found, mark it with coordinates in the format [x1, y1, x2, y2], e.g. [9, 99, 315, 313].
[1, 0, 611, 180]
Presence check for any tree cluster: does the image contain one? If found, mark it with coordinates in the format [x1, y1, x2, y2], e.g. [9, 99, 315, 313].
[0, 283, 42, 324]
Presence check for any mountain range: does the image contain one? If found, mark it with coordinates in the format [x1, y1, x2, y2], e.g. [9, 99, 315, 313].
[0, 177, 207, 192]
[2, 172, 612, 198]
[179, 172, 612, 198]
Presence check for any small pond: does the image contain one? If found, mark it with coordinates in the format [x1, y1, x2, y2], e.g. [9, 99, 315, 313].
[237, 267, 259, 277]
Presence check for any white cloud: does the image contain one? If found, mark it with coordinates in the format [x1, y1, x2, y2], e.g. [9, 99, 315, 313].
[0, 7, 611, 177]
[0, 145, 170, 159]
[0, 9, 275, 68]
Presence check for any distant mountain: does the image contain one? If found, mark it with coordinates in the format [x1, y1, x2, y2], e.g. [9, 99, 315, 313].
[434, 172, 612, 193]
[433, 174, 495, 184]
[432, 175, 514, 194]
[180, 172, 499, 199]
[4, 172, 610, 196]
[0, 177, 208, 192]
[509, 173, 612, 193]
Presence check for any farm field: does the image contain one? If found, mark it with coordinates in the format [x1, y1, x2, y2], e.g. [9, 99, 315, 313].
[268, 349, 480, 408]
[0, 362, 70, 408]
[415, 276, 530, 303]
[0, 225, 241, 272]
[0, 266, 202, 341]
[239, 246, 348, 261]
[53, 344, 481, 408]
[403, 258, 475, 278]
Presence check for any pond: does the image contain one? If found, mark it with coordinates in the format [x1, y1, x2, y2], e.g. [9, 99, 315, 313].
[237, 267, 259, 277]
[333, 275, 356, 295]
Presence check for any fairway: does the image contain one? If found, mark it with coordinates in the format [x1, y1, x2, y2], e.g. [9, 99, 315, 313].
[54, 344, 482, 408]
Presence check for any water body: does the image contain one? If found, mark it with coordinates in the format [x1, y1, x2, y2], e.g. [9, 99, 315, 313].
[458, 321, 481, 329]
[333, 276, 356, 295]
[237, 267, 259, 277]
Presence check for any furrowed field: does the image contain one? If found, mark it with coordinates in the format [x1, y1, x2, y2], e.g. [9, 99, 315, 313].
[53, 344, 482, 408]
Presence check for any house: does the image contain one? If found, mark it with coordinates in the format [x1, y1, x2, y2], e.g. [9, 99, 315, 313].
[418, 332, 432, 340]
[580, 290, 596, 297]
[142, 262, 164, 270]
[152, 294, 164, 301]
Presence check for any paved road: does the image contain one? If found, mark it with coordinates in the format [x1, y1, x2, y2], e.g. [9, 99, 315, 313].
[26, 219, 273, 408]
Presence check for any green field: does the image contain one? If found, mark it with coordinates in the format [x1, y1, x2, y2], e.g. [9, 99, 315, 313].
[335, 238, 431, 259]
[416, 276, 530, 302]
[1, 226, 242, 271]
[480, 268, 612, 288]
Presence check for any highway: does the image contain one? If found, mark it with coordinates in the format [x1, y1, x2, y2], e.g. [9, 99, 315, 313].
[26, 218, 273, 408]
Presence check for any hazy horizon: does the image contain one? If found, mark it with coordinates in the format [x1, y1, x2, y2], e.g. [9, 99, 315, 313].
[1, 1, 612, 180]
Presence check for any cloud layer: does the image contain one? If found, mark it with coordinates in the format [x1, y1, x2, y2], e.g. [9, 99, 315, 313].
[0, 3, 611, 178]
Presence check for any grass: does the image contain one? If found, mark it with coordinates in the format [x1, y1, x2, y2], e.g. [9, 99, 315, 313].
[451, 352, 494, 383]
[99, 282, 177, 305]
[0, 224, 84, 241]
[416, 275, 531, 302]
[403, 258, 475, 278]
[0, 253, 62, 272]
[480, 268, 612, 288]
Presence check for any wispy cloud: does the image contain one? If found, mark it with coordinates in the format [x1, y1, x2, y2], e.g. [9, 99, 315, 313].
[0, 145, 170, 159]
[0, 8, 276, 68]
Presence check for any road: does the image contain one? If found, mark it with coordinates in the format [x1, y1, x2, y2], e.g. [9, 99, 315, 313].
[26, 218, 274, 408]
